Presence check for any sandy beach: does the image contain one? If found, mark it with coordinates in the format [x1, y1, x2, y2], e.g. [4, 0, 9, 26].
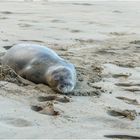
[0, 0, 140, 139]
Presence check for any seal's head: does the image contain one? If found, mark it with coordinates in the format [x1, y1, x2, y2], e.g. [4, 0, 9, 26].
[46, 65, 76, 93]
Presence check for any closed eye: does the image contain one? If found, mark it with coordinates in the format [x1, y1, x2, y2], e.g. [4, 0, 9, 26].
[54, 75, 60, 81]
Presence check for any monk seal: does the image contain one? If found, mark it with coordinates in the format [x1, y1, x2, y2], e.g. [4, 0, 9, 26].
[2, 44, 76, 93]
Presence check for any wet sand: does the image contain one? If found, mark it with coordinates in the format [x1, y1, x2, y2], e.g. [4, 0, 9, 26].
[0, 1, 140, 139]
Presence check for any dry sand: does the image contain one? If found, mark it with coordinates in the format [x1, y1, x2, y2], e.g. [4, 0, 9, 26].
[0, 0, 140, 139]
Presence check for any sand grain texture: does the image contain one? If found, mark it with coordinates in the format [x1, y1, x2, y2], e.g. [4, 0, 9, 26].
[0, 1, 140, 139]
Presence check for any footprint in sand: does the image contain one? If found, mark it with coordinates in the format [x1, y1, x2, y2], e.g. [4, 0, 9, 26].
[31, 101, 59, 116]
[104, 64, 140, 92]
[109, 32, 127, 36]
[0, 117, 32, 127]
[116, 96, 140, 106]
[104, 134, 140, 139]
[38, 95, 70, 103]
[3, 45, 13, 50]
[0, 17, 8, 20]
[115, 82, 140, 92]
[107, 108, 138, 120]
[31, 95, 70, 116]
[18, 23, 33, 28]
[112, 10, 122, 13]
[1, 11, 13, 15]
[109, 32, 135, 36]
[112, 73, 131, 79]
[130, 40, 140, 45]
[50, 19, 65, 23]
[70, 29, 81, 33]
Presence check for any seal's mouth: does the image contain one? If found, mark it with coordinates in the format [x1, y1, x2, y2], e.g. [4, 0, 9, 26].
[57, 84, 74, 93]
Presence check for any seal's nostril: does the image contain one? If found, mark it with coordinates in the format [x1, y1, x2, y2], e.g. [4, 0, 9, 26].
[60, 85, 64, 89]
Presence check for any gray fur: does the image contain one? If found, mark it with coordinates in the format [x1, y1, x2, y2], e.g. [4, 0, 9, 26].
[2, 44, 76, 93]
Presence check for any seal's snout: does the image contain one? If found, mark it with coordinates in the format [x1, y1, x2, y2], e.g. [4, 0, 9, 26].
[57, 83, 74, 93]
[59, 84, 65, 89]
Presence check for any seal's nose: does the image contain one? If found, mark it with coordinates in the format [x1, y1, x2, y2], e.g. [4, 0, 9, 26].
[59, 84, 65, 89]
[57, 83, 74, 93]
